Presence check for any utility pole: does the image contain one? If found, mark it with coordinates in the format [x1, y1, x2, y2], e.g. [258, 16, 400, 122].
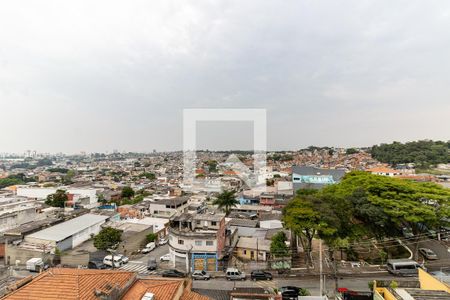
[333, 250, 338, 298]
[107, 248, 116, 270]
[256, 238, 259, 263]
[319, 240, 323, 296]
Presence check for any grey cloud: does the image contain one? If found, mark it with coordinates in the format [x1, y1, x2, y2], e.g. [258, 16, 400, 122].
[0, 0, 449, 153]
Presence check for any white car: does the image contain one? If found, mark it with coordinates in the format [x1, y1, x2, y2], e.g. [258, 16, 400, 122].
[159, 238, 168, 245]
[103, 255, 123, 268]
[116, 254, 129, 264]
[160, 253, 171, 261]
[141, 242, 156, 254]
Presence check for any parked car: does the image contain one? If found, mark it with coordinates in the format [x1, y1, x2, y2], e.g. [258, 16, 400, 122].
[159, 238, 168, 245]
[161, 269, 185, 278]
[116, 254, 129, 264]
[250, 270, 272, 281]
[142, 242, 156, 254]
[103, 255, 123, 268]
[160, 253, 171, 261]
[192, 270, 211, 280]
[147, 257, 157, 271]
[279, 286, 300, 300]
[88, 260, 108, 269]
[387, 259, 423, 276]
[225, 268, 246, 281]
[419, 248, 438, 260]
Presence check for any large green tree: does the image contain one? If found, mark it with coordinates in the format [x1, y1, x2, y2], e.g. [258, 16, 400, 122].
[45, 190, 68, 208]
[121, 186, 135, 198]
[321, 172, 450, 258]
[284, 171, 450, 261]
[283, 195, 338, 267]
[93, 227, 123, 251]
[213, 189, 238, 215]
[270, 231, 289, 258]
[321, 171, 450, 237]
[371, 140, 449, 168]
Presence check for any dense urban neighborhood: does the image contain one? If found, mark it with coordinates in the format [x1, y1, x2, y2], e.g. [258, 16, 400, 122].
[0, 141, 449, 299]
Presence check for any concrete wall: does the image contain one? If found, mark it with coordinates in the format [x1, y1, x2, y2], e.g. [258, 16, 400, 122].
[0, 208, 38, 232]
[5, 245, 52, 266]
[60, 252, 90, 267]
[72, 221, 103, 248]
[16, 187, 57, 199]
[236, 247, 268, 261]
[169, 235, 217, 253]
[56, 237, 73, 252]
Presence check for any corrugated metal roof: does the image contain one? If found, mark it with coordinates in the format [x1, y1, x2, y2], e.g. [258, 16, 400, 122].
[27, 214, 108, 242]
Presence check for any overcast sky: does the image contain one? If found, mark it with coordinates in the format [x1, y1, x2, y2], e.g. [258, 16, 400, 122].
[1, 1, 449, 153]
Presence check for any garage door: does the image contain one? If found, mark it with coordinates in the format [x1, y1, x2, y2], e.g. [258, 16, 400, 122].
[206, 257, 216, 271]
[193, 258, 205, 271]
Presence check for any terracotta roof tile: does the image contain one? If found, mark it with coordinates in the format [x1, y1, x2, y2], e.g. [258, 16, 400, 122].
[122, 278, 184, 300]
[2, 270, 210, 300]
[2, 268, 136, 300]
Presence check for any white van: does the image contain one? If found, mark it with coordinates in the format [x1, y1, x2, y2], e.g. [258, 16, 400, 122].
[387, 259, 423, 276]
[142, 242, 156, 254]
[103, 255, 123, 268]
[26, 257, 46, 272]
[225, 268, 246, 281]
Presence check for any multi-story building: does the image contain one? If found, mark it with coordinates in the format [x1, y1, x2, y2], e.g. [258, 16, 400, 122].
[168, 212, 226, 272]
[0, 196, 41, 232]
[16, 186, 101, 209]
[146, 197, 189, 218]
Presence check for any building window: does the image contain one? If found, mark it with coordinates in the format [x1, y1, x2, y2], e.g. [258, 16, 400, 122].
[178, 239, 184, 245]
[243, 250, 247, 255]
[211, 221, 217, 226]
[206, 241, 213, 246]
[195, 240, 202, 246]
[196, 220, 201, 225]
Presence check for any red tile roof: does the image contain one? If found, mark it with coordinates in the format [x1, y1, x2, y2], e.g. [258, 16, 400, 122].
[122, 279, 184, 300]
[2, 269, 210, 300]
[2, 268, 136, 300]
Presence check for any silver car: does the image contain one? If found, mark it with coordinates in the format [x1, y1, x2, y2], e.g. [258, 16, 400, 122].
[419, 248, 438, 260]
[192, 270, 211, 280]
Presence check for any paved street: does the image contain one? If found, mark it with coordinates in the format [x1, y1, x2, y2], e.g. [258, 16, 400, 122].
[405, 239, 450, 271]
[128, 244, 169, 264]
[192, 274, 403, 296]
[118, 244, 171, 275]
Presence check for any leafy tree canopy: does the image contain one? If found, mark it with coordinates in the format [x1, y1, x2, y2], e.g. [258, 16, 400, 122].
[146, 233, 157, 243]
[270, 231, 289, 258]
[45, 190, 68, 208]
[141, 172, 156, 180]
[121, 186, 135, 198]
[284, 171, 450, 259]
[321, 171, 450, 237]
[93, 227, 123, 251]
[371, 140, 449, 168]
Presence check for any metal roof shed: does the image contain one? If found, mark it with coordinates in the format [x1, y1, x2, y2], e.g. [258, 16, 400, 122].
[25, 214, 109, 250]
